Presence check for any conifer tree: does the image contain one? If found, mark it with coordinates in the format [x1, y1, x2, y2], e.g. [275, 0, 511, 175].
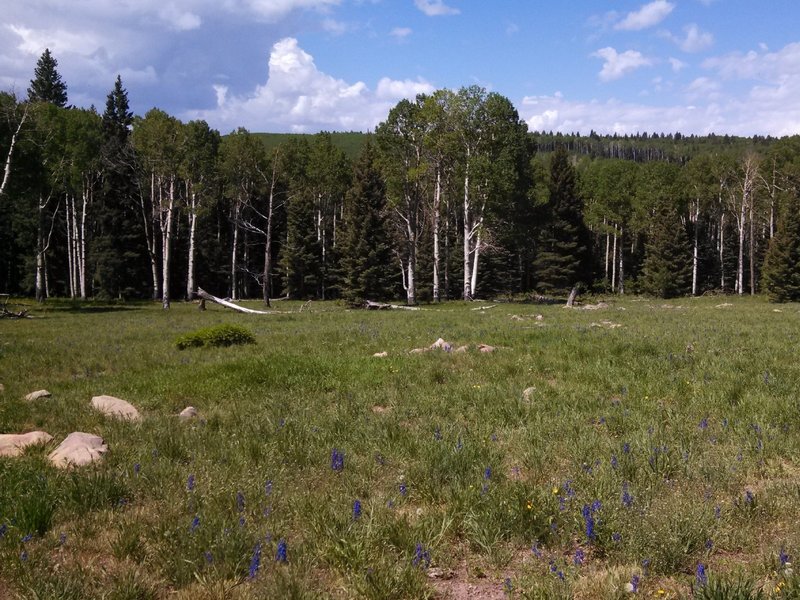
[339, 140, 394, 305]
[281, 187, 321, 299]
[640, 205, 692, 298]
[762, 194, 800, 302]
[27, 49, 68, 107]
[534, 146, 592, 294]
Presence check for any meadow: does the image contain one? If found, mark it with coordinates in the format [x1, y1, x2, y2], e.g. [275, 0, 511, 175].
[1, 296, 799, 599]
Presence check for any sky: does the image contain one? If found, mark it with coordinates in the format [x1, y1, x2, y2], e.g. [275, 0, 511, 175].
[3, 0, 800, 137]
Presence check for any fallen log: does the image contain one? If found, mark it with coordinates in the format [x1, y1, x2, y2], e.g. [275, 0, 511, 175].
[196, 288, 274, 315]
[365, 300, 421, 311]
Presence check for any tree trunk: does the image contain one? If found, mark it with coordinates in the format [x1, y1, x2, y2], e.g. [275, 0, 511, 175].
[231, 200, 240, 300]
[0, 105, 27, 200]
[749, 196, 755, 295]
[737, 202, 745, 295]
[618, 226, 625, 295]
[604, 217, 610, 284]
[197, 288, 273, 314]
[161, 176, 175, 310]
[262, 161, 277, 307]
[432, 167, 441, 302]
[79, 184, 89, 299]
[140, 172, 160, 301]
[692, 200, 700, 296]
[462, 169, 472, 300]
[66, 194, 75, 299]
[719, 213, 725, 291]
[611, 227, 618, 291]
[186, 184, 197, 300]
[470, 223, 481, 297]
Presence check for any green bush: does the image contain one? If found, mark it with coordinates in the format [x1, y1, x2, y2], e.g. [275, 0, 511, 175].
[175, 324, 256, 350]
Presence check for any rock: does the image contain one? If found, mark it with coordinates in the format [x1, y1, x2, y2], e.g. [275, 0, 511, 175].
[522, 387, 536, 401]
[535, 314, 544, 321]
[430, 338, 451, 350]
[773, 309, 783, 313]
[477, 344, 495, 353]
[91, 395, 141, 421]
[409, 347, 429, 354]
[372, 405, 390, 414]
[454, 345, 469, 353]
[510, 314, 524, 321]
[48, 432, 107, 468]
[373, 351, 388, 357]
[24, 389, 51, 401]
[0, 431, 53, 457]
[179, 406, 199, 421]
[715, 303, 733, 308]
[581, 302, 609, 311]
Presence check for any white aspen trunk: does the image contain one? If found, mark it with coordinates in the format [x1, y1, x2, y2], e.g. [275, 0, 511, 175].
[719, 213, 725, 291]
[263, 160, 277, 307]
[737, 203, 745, 295]
[161, 176, 175, 310]
[749, 194, 755, 296]
[35, 198, 45, 303]
[66, 194, 75, 298]
[141, 172, 159, 300]
[0, 106, 27, 200]
[604, 217, 610, 283]
[186, 184, 197, 301]
[432, 167, 441, 303]
[79, 184, 89, 299]
[611, 227, 618, 291]
[618, 226, 625, 295]
[407, 206, 417, 305]
[470, 226, 481, 296]
[231, 201, 240, 300]
[692, 200, 700, 296]
[463, 167, 472, 300]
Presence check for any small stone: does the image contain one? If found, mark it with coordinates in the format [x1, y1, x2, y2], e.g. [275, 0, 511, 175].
[535, 314, 544, 321]
[454, 345, 469, 353]
[522, 387, 536, 401]
[409, 347, 429, 354]
[478, 344, 495, 353]
[24, 389, 51, 401]
[510, 314, 524, 321]
[715, 303, 733, 308]
[373, 351, 388, 357]
[91, 395, 141, 421]
[0, 431, 53, 457]
[430, 338, 450, 350]
[582, 302, 609, 311]
[48, 432, 107, 468]
[179, 406, 199, 421]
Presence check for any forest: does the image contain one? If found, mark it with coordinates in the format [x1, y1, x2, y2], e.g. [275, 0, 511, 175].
[3, 49, 800, 307]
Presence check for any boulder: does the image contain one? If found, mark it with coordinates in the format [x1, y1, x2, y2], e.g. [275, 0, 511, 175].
[477, 344, 495, 353]
[0, 431, 53, 457]
[91, 395, 141, 421]
[48, 432, 107, 468]
[179, 406, 199, 421]
[24, 389, 51, 401]
[372, 351, 388, 358]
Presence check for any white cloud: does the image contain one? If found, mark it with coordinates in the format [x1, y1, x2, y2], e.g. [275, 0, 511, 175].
[414, 0, 459, 17]
[241, 0, 341, 22]
[666, 23, 714, 53]
[685, 76, 720, 100]
[321, 18, 348, 35]
[615, 0, 674, 31]
[158, 4, 202, 31]
[592, 47, 652, 81]
[186, 37, 434, 132]
[390, 27, 412, 40]
[669, 57, 686, 72]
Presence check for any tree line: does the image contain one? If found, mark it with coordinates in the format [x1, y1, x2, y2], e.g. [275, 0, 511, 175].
[2, 50, 800, 306]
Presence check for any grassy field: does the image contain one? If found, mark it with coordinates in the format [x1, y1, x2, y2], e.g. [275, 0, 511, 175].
[1, 296, 800, 599]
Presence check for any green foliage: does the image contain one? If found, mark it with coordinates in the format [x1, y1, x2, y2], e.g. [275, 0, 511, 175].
[175, 323, 256, 349]
[762, 194, 800, 302]
[27, 48, 68, 108]
[640, 205, 692, 298]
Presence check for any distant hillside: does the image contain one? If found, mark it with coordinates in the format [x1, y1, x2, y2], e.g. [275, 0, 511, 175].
[252, 132, 368, 160]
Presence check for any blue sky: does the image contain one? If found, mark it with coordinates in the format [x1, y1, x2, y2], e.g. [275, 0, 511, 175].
[3, 1, 800, 136]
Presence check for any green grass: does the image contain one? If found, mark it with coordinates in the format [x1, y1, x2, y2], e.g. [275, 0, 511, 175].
[1, 296, 800, 598]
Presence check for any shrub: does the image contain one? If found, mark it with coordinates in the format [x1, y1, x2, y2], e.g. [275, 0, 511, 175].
[175, 324, 256, 350]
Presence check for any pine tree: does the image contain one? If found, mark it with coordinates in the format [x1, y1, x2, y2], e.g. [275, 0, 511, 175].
[534, 146, 592, 295]
[27, 49, 68, 107]
[281, 187, 321, 299]
[92, 76, 146, 299]
[339, 140, 394, 305]
[762, 194, 800, 302]
[640, 205, 692, 298]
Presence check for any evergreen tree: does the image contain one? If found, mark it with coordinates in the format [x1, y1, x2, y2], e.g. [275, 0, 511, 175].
[281, 186, 321, 299]
[339, 140, 394, 305]
[640, 205, 692, 298]
[92, 76, 146, 299]
[762, 194, 800, 302]
[534, 146, 592, 294]
[27, 49, 68, 107]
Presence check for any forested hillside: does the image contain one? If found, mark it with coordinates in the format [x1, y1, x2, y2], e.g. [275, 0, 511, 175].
[3, 50, 800, 306]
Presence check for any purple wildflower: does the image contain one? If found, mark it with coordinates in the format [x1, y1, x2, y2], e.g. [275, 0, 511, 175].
[699, 417, 709, 430]
[744, 490, 754, 505]
[484, 466, 492, 480]
[591, 499, 602, 513]
[582, 505, 596, 541]
[622, 482, 634, 508]
[642, 559, 650, 576]
[612, 532, 622, 543]
[265, 480, 272, 496]
[412, 543, 431, 569]
[331, 448, 344, 472]
[59, 532, 66, 545]
[248, 542, 261, 578]
[623, 442, 631, 454]
[133, 463, 140, 476]
[276, 538, 288, 563]
[204, 551, 213, 564]
[190, 516, 200, 533]
[630, 574, 640, 593]
[696, 563, 707, 587]
[611, 454, 619, 469]
[780, 548, 791, 566]
[0, 524, 6, 538]
[21, 534, 32, 543]
[705, 538, 713, 551]
[187, 474, 195, 491]
[434, 427, 442, 441]
[557, 570, 565, 581]
[574, 548, 585, 565]
[20, 551, 28, 561]
[399, 483, 407, 497]
[236, 491, 245, 512]
[531, 543, 543, 558]
[504, 577, 512, 592]
[353, 499, 362, 520]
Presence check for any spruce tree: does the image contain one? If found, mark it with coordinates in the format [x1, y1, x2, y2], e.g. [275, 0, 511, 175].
[533, 146, 592, 295]
[281, 187, 321, 299]
[92, 76, 146, 299]
[762, 194, 800, 302]
[640, 205, 692, 298]
[339, 140, 394, 305]
[27, 49, 68, 107]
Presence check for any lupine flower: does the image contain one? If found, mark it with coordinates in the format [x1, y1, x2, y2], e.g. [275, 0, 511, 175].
[642, 559, 650, 576]
[582, 505, 596, 541]
[190, 516, 200, 533]
[557, 570, 565, 581]
[699, 417, 709, 430]
[59, 533, 66, 545]
[0, 524, 7, 538]
[265, 480, 273, 496]
[744, 490, 754, 504]
[187, 474, 195, 491]
[434, 427, 442, 441]
[236, 491, 245, 512]
[239, 516, 246, 527]
[276, 539, 288, 563]
[353, 499, 362, 520]
[549, 560, 557, 573]
[20, 551, 28, 561]
[133, 463, 141, 476]
[399, 483, 407, 497]
[248, 542, 261, 578]
[484, 466, 492, 480]
[714, 506, 721, 519]
[612, 532, 622, 543]
[331, 448, 344, 472]
[625, 574, 640, 593]
[204, 551, 213, 564]
[622, 483, 634, 508]
[696, 563, 707, 587]
[574, 548, 585, 565]
[705, 539, 713, 550]
[412, 543, 431, 568]
[591, 499, 602, 513]
[611, 454, 619, 469]
[21, 534, 32, 543]
[531, 543, 543, 558]
[563, 480, 576, 498]
[491, 433, 498, 442]
[623, 442, 631, 454]
[780, 548, 791, 567]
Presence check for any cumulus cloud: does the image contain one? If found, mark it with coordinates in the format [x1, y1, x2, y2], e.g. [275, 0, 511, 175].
[185, 37, 435, 132]
[158, 4, 202, 31]
[669, 57, 686, 72]
[592, 47, 652, 81]
[665, 23, 714, 53]
[615, 0, 674, 31]
[241, 0, 341, 22]
[414, 0, 459, 17]
[390, 27, 412, 40]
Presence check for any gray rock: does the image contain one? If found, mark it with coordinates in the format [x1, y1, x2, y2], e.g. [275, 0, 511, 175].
[0, 431, 53, 457]
[48, 432, 107, 468]
[179, 406, 199, 421]
[522, 387, 536, 401]
[24, 389, 51, 401]
[91, 395, 141, 421]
